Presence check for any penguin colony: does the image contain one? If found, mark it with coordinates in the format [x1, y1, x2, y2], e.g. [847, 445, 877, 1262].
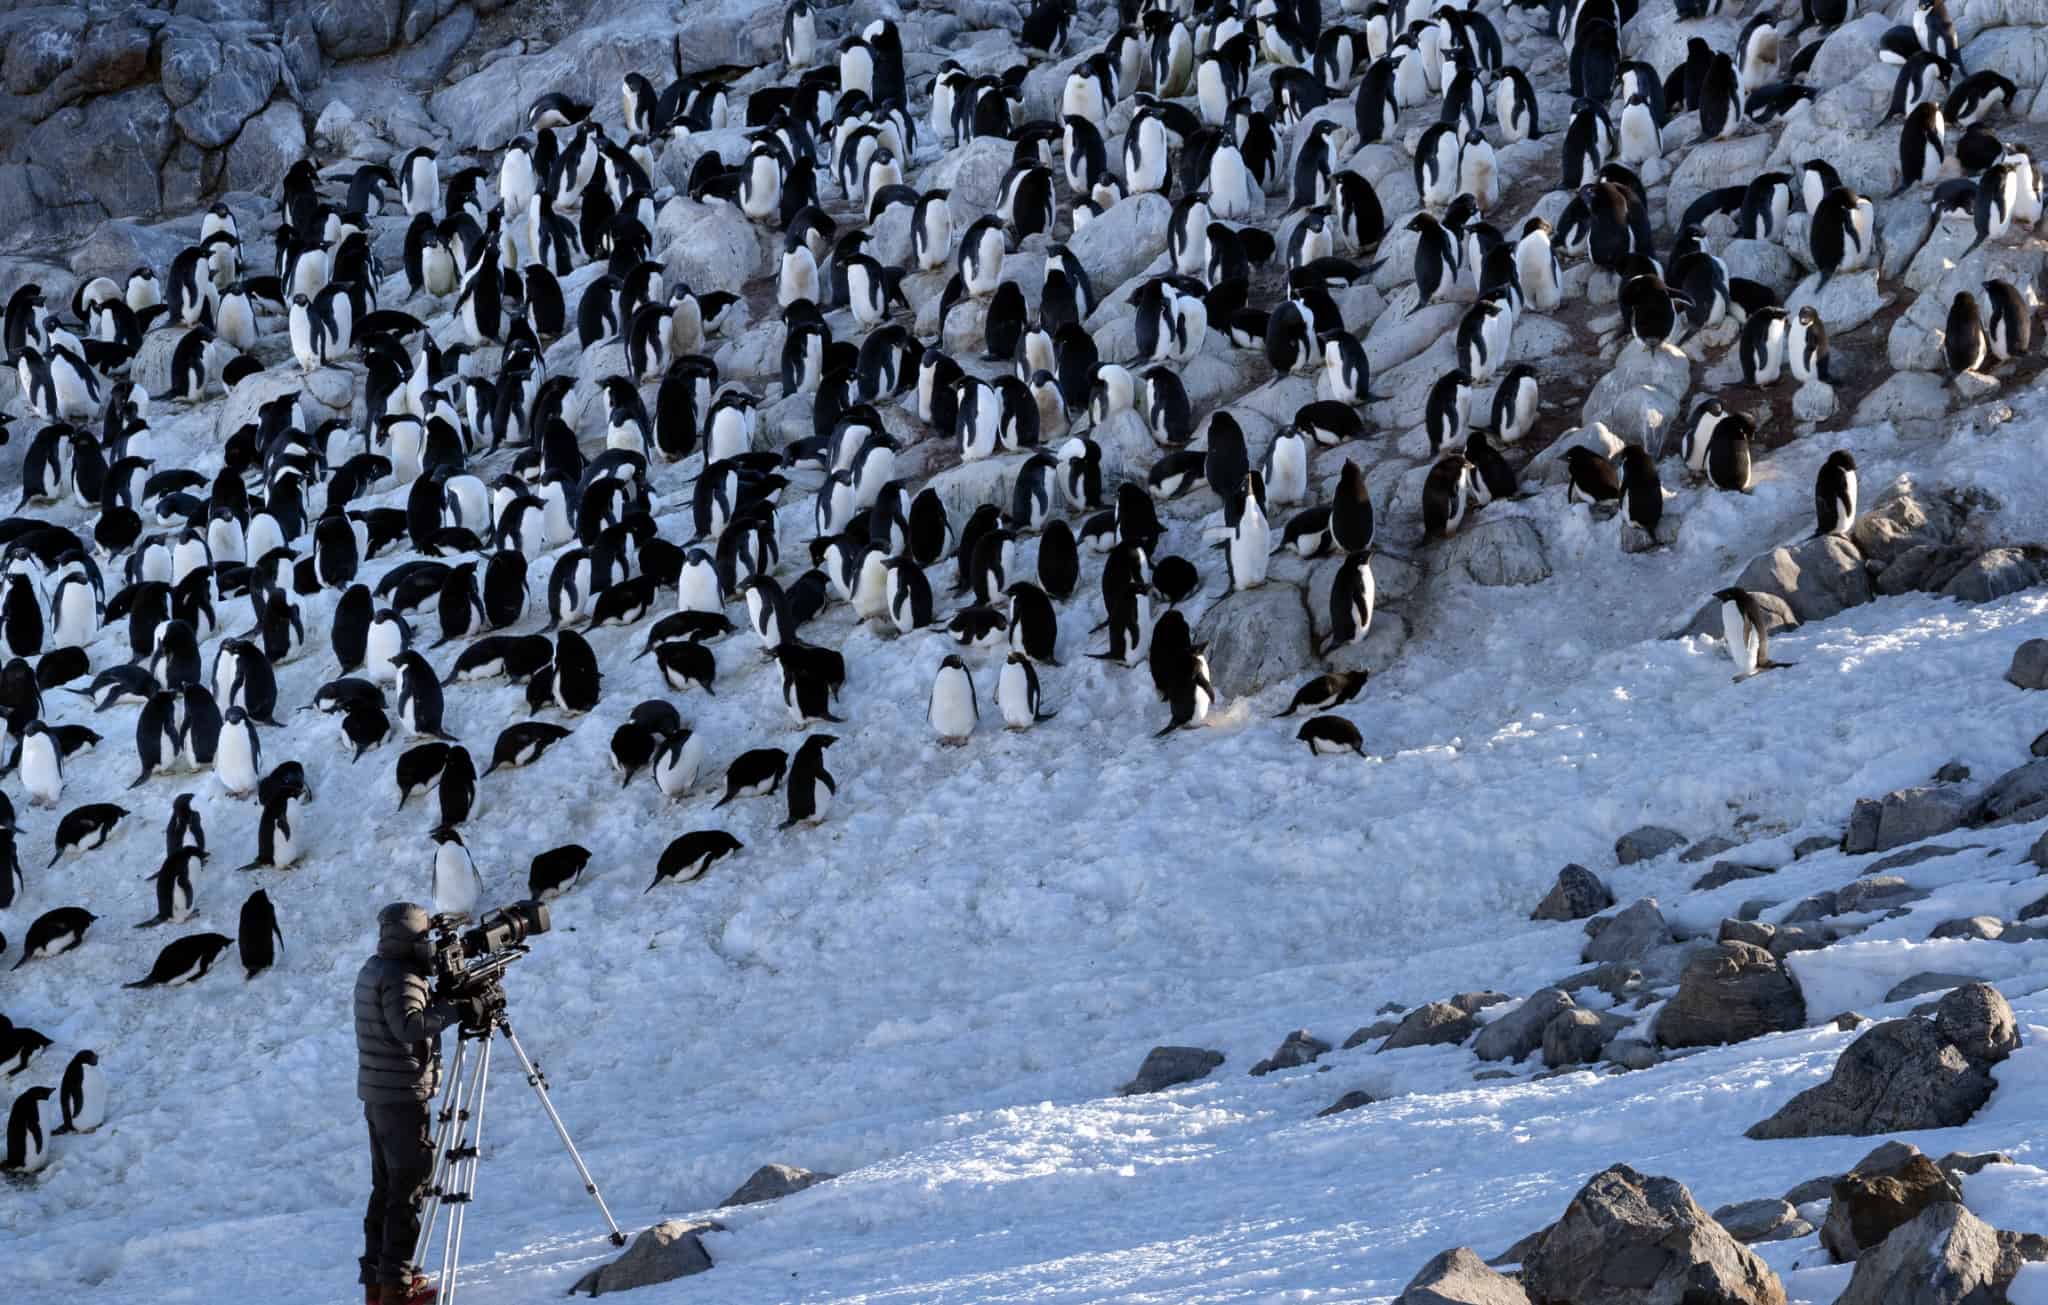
[0, 0, 2040, 1173]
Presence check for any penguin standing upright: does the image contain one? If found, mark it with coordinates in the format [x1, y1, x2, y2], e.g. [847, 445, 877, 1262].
[997, 652, 1055, 729]
[928, 655, 978, 744]
[1946, 290, 1989, 377]
[51, 1050, 104, 1134]
[238, 888, 284, 979]
[1814, 450, 1859, 537]
[429, 827, 482, 918]
[3, 1087, 53, 1172]
[1714, 586, 1793, 681]
[215, 707, 261, 796]
[781, 733, 838, 827]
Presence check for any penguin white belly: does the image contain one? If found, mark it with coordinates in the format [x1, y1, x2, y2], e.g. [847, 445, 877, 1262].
[71, 1064, 106, 1132]
[1722, 601, 1759, 677]
[1230, 507, 1272, 590]
[21, 737, 61, 806]
[275, 797, 304, 866]
[217, 729, 257, 795]
[998, 660, 1037, 729]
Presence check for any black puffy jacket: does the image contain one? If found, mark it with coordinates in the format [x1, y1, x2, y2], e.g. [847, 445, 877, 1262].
[355, 903, 456, 1105]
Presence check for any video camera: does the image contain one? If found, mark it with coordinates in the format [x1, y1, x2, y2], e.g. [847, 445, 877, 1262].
[430, 899, 551, 1011]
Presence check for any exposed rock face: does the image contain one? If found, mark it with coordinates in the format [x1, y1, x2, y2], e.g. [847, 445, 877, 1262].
[1745, 1015, 2004, 1139]
[1654, 943, 1805, 1049]
[1820, 1149, 1962, 1263]
[570, 1219, 718, 1295]
[1519, 1165, 1788, 1305]
[1396, 1247, 1533, 1304]
[1475, 989, 1575, 1063]
[1250, 1029, 1330, 1076]
[1120, 1046, 1225, 1095]
[1532, 865, 1614, 921]
[720, 1163, 835, 1208]
[1380, 1001, 1478, 1052]
[1831, 1204, 2015, 1305]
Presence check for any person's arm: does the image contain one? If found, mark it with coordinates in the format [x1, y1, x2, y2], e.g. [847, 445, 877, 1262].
[381, 966, 455, 1044]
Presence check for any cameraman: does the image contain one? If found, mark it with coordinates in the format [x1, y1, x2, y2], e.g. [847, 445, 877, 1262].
[354, 902, 487, 1305]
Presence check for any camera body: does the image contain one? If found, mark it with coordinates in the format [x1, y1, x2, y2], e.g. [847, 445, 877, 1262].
[430, 899, 551, 1026]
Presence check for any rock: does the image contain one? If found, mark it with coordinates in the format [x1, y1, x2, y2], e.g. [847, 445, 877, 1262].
[1604, 1038, 1659, 1071]
[1656, 942, 1806, 1049]
[1822, 1152, 1963, 1262]
[1836, 874, 1923, 914]
[570, 1219, 717, 1295]
[1832, 1204, 2014, 1305]
[1854, 478, 1972, 571]
[1680, 835, 1740, 863]
[1520, 1164, 1788, 1305]
[25, 87, 173, 220]
[1745, 1017, 1999, 1139]
[1557, 961, 1645, 1001]
[2009, 639, 2048, 690]
[1194, 586, 1313, 699]
[1542, 1007, 1627, 1067]
[1582, 899, 1671, 964]
[1341, 1018, 1401, 1050]
[1934, 982, 2020, 1064]
[1786, 269, 1891, 335]
[1065, 192, 1169, 299]
[720, 1163, 834, 1208]
[1929, 916, 2005, 941]
[1841, 786, 1971, 854]
[1695, 862, 1775, 891]
[1250, 1029, 1330, 1076]
[1440, 515, 1551, 586]
[1380, 1001, 1478, 1051]
[1868, 843, 1976, 874]
[173, 38, 281, 149]
[1615, 826, 1686, 865]
[1120, 1046, 1225, 1095]
[1527, 421, 1626, 487]
[1885, 972, 1985, 1003]
[655, 198, 765, 298]
[1713, 1198, 1812, 1245]
[1791, 379, 1839, 423]
[312, 0, 404, 59]
[1475, 989, 1576, 1063]
[1317, 1088, 1377, 1117]
[1855, 372, 1950, 431]
[1532, 864, 1615, 921]
[1395, 1247, 1533, 1304]
[225, 100, 308, 195]
[1581, 339, 1691, 453]
[1937, 1151, 2013, 1179]
[1731, 535, 1873, 626]
[1945, 547, 2048, 603]
[1450, 991, 1511, 1014]
[1975, 759, 2048, 823]
[158, 26, 223, 109]
[217, 366, 350, 441]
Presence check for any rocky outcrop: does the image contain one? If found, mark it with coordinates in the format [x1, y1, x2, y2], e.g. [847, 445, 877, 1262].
[1832, 1204, 2017, 1305]
[1531, 865, 1614, 922]
[1379, 1001, 1477, 1052]
[1120, 1046, 1225, 1095]
[570, 1219, 718, 1295]
[1654, 943, 1805, 1049]
[1519, 1164, 1788, 1305]
[1820, 1146, 1963, 1263]
[720, 1163, 835, 1208]
[1395, 1248, 1532, 1304]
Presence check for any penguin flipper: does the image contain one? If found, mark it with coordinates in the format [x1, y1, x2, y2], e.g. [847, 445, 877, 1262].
[1153, 718, 1183, 738]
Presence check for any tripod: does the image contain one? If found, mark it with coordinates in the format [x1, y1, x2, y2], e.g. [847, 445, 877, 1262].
[410, 1010, 627, 1304]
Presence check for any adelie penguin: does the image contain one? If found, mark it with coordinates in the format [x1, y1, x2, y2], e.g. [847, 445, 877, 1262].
[529, 844, 592, 899]
[3, 1086, 53, 1172]
[429, 826, 482, 919]
[48, 802, 128, 867]
[482, 720, 572, 775]
[125, 932, 235, 988]
[1715, 587, 1794, 681]
[138, 848, 204, 927]
[647, 830, 744, 890]
[928, 655, 978, 744]
[1814, 451, 1859, 537]
[718, 747, 789, 805]
[51, 1049, 104, 1134]
[1296, 715, 1368, 757]
[13, 905, 96, 969]
[1618, 445, 1665, 543]
[238, 889, 283, 979]
[1946, 290, 1989, 378]
[781, 733, 838, 828]
[1275, 670, 1368, 718]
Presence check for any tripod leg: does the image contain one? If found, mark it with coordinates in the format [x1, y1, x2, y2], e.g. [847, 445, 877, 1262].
[441, 1036, 492, 1305]
[411, 1035, 470, 1270]
[497, 1022, 628, 1247]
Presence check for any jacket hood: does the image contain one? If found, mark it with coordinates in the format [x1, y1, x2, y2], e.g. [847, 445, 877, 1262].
[377, 901, 435, 964]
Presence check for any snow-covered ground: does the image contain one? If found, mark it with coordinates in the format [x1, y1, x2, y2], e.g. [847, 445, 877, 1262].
[6, 326, 2048, 1302]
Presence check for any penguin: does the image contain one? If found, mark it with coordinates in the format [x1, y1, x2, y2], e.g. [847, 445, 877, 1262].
[526, 844, 591, 900]
[1038, 519, 1079, 599]
[236, 888, 284, 981]
[1705, 412, 1756, 492]
[646, 830, 744, 890]
[243, 773, 307, 871]
[1321, 550, 1377, 652]
[1740, 307, 1789, 387]
[1715, 587, 1793, 680]
[3, 1087, 53, 1172]
[481, 721, 572, 775]
[1814, 450, 1859, 537]
[1422, 455, 1474, 538]
[138, 848, 203, 927]
[0, 1022, 52, 1075]
[928, 654, 978, 744]
[1297, 715, 1368, 757]
[1274, 669, 1369, 718]
[1424, 369, 1474, 454]
[1563, 447, 1624, 506]
[1619, 445, 1664, 543]
[19, 719, 62, 807]
[1330, 460, 1375, 554]
[780, 733, 838, 828]
[1946, 289, 1989, 377]
[215, 707, 261, 797]
[51, 1050, 104, 1134]
[716, 747, 788, 804]
[1983, 278, 2031, 360]
[1407, 213, 1459, 313]
[429, 826, 482, 918]
[1789, 306, 1831, 385]
[1153, 641, 1216, 737]
[651, 728, 706, 800]
[552, 628, 603, 713]
[47, 802, 128, 867]
[1896, 101, 1947, 193]
[0, 830, 20, 911]
[165, 791, 204, 859]
[124, 932, 235, 988]
[1224, 472, 1271, 592]
[996, 652, 1056, 730]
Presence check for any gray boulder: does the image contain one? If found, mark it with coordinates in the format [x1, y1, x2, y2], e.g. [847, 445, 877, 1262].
[1194, 586, 1313, 699]
[1532, 864, 1614, 921]
[1973, 759, 2048, 823]
[1250, 1029, 1330, 1076]
[313, 0, 404, 59]
[1841, 786, 1971, 854]
[1065, 192, 1169, 299]
[1745, 1018, 1999, 1139]
[25, 86, 174, 220]
[1475, 989, 1575, 1063]
[1695, 862, 1774, 891]
[1582, 899, 1671, 964]
[1853, 478, 1971, 571]
[1317, 1088, 1377, 1117]
[1712, 1198, 1812, 1244]
[1833, 1204, 2013, 1305]
[1440, 515, 1551, 586]
[1380, 1001, 1478, 1052]
[655, 198, 765, 298]
[1656, 942, 1805, 1049]
[1944, 547, 2048, 604]
[1520, 1164, 1788, 1305]
[1885, 972, 1985, 1003]
[1836, 875, 1923, 914]
[1581, 339, 1691, 452]
[1395, 1247, 1532, 1304]
[1727, 535, 1873, 626]
[1928, 916, 2004, 941]
[173, 38, 280, 148]
[1934, 982, 2020, 1065]
[720, 1163, 834, 1208]
[1542, 1008, 1629, 1068]
[1616, 826, 1686, 864]
[1821, 1147, 1962, 1262]
[570, 1219, 717, 1295]
[225, 100, 307, 194]
[2008, 638, 2048, 690]
[1120, 1046, 1224, 1095]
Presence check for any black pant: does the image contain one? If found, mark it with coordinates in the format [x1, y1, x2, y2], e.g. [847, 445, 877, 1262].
[362, 1100, 434, 1287]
